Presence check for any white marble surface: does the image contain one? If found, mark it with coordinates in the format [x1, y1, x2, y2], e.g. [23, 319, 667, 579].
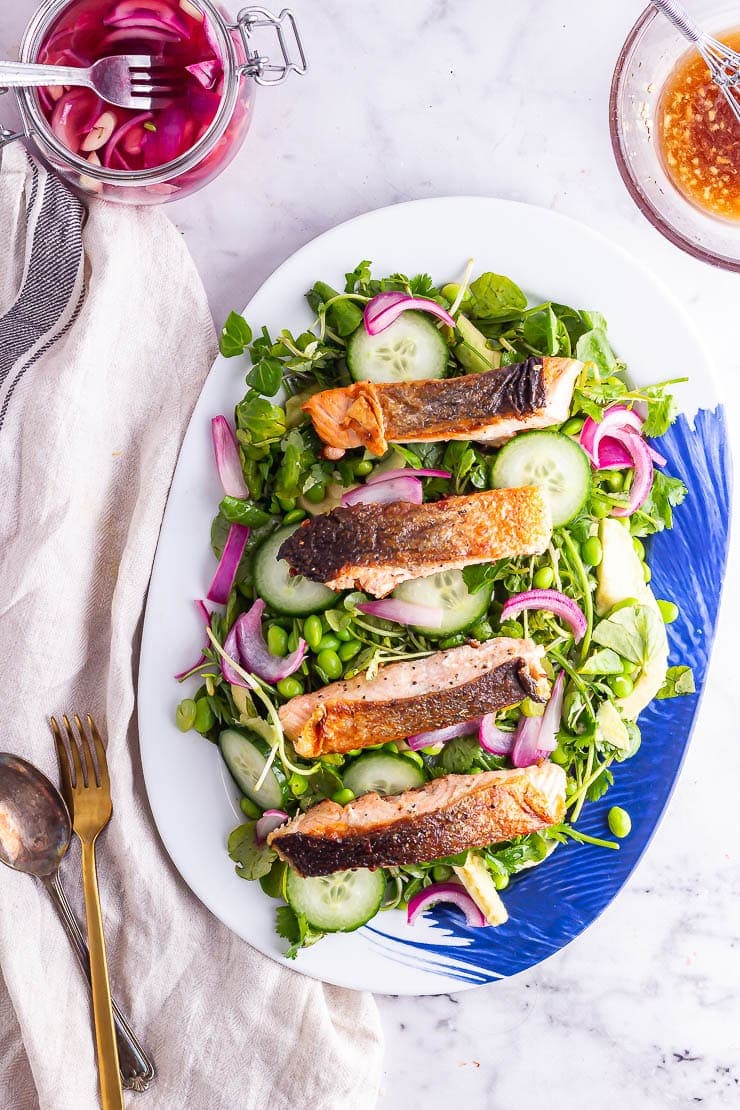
[2, 1, 740, 1107]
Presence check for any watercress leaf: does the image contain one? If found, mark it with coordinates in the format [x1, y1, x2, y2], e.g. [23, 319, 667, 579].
[228, 822, 276, 881]
[592, 603, 664, 667]
[657, 665, 696, 699]
[219, 496, 272, 528]
[236, 395, 286, 446]
[247, 356, 283, 397]
[579, 648, 623, 675]
[575, 328, 617, 374]
[630, 471, 687, 537]
[468, 272, 527, 321]
[220, 311, 252, 357]
[579, 309, 608, 333]
[308, 281, 364, 337]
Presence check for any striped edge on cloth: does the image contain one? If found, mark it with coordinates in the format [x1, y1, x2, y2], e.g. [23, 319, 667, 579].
[0, 145, 383, 1110]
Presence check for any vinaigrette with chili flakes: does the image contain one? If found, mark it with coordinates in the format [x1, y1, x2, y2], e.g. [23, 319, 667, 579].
[657, 29, 740, 221]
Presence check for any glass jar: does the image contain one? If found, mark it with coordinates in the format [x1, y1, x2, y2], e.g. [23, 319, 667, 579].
[0, 1, 306, 204]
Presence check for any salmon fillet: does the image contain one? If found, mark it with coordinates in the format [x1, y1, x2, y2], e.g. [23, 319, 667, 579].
[268, 763, 566, 875]
[279, 637, 550, 758]
[277, 486, 552, 596]
[303, 357, 582, 456]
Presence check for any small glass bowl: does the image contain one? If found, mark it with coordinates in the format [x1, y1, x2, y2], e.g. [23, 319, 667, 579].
[610, 2, 740, 271]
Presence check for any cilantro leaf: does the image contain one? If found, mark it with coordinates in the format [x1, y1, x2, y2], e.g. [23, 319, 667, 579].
[275, 906, 325, 959]
[630, 471, 687, 537]
[345, 260, 373, 292]
[228, 822, 276, 881]
[220, 312, 252, 358]
[657, 665, 696, 699]
[467, 272, 527, 321]
[642, 386, 679, 437]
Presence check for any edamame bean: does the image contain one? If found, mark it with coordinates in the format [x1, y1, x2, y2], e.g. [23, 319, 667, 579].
[289, 773, 308, 797]
[581, 536, 603, 567]
[607, 805, 631, 838]
[176, 698, 197, 732]
[591, 499, 611, 519]
[317, 633, 340, 652]
[657, 599, 679, 624]
[335, 624, 354, 642]
[353, 459, 373, 477]
[283, 508, 306, 525]
[277, 676, 304, 699]
[550, 745, 570, 767]
[608, 674, 634, 698]
[316, 649, 342, 679]
[561, 416, 585, 436]
[533, 566, 555, 589]
[632, 537, 645, 560]
[267, 624, 289, 657]
[304, 482, 326, 504]
[332, 788, 355, 805]
[193, 698, 215, 735]
[642, 563, 652, 583]
[338, 639, 362, 661]
[303, 614, 323, 652]
[432, 864, 453, 882]
[621, 656, 638, 677]
[240, 796, 262, 819]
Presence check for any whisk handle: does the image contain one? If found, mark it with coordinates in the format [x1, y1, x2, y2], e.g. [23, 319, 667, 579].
[651, 0, 703, 43]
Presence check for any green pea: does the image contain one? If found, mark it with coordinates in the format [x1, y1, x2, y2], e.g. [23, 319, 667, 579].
[176, 698, 197, 732]
[657, 599, 679, 624]
[469, 618, 494, 641]
[533, 565, 555, 590]
[193, 698, 215, 735]
[317, 633, 340, 652]
[521, 697, 545, 718]
[602, 470, 624, 492]
[608, 674, 634, 698]
[277, 496, 296, 512]
[316, 649, 342, 680]
[607, 805, 632, 838]
[277, 676, 304, 699]
[581, 536, 603, 567]
[432, 864, 453, 882]
[267, 624, 289, 657]
[642, 563, 652, 583]
[283, 508, 307, 525]
[632, 537, 645, 560]
[240, 795, 262, 819]
[289, 773, 308, 797]
[550, 744, 570, 767]
[353, 459, 374, 477]
[561, 416, 585, 436]
[338, 639, 362, 661]
[591, 498, 611, 519]
[332, 788, 355, 805]
[303, 614, 323, 652]
[304, 482, 327, 504]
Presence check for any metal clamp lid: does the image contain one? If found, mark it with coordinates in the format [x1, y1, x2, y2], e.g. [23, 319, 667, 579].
[234, 6, 308, 86]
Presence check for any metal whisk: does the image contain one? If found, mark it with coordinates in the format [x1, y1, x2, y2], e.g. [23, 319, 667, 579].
[652, 0, 740, 123]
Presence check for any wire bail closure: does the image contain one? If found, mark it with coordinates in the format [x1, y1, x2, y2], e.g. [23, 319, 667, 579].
[234, 6, 308, 86]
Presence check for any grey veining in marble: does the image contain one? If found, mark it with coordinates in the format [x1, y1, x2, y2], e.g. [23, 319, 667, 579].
[2, 1, 739, 1107]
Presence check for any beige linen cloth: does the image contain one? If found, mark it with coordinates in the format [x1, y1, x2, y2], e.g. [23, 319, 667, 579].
[0, 145, 382, 1110]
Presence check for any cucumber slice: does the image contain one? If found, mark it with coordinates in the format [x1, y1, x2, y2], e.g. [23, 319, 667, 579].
[285, 867, 385, 932]
[343, 752, 426, 797]
[346, 311, 448, 383]
[254, 525, 337, 616]
[392, 569, 492, 638]
[491, 430, 591, 527]
[219, 728, 288, 810]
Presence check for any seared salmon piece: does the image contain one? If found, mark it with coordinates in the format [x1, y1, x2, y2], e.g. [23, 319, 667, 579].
[268, 763, 567, 876]
[279, 637, 550, 758]
[277, 486, 551, 596]
[303, 357, 582, 456]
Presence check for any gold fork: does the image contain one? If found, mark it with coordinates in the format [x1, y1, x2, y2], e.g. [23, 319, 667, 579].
[50, 715, 124, 1110]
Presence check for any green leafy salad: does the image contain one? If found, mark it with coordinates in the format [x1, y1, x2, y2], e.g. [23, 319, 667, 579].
[175, 260, 695, 958]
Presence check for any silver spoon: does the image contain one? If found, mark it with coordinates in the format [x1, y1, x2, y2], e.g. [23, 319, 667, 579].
[0, 752, 154, 1092]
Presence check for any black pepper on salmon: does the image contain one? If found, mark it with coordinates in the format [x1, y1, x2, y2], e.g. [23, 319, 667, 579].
[277, 486, 552, 596]
[278, 637, 550, 758]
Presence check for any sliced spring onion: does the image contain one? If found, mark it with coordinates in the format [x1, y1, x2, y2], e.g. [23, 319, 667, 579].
[255, 809, 289, 844]
[602, 428, 654, 517]
[211, 415, 249, 498]
[364, 293, 456, 336]
[341, 475, 423, 507]
[234, 599, 307, 683]
[478, 716, 513, 755]
[501, 589, 587, 642]
[407, 882, 488, 927]
[580, 404, 666, 469]
[365, 467, 451, 485]
[174, 598, 211, 679]
[407, 719, 480, 751]
[357, 599, 444, 630]
[510, 715, 544, 769]
[206, 523, 249, 604]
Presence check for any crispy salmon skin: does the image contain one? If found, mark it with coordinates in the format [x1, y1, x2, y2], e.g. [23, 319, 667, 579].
[268, 763, 567, 876]
[279, 637, 550, 758]
[303, 356, 582, 456]
[277, 486, 552, 596]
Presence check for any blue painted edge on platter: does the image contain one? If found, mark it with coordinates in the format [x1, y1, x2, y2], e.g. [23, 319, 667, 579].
[366, 406, 732, 985]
